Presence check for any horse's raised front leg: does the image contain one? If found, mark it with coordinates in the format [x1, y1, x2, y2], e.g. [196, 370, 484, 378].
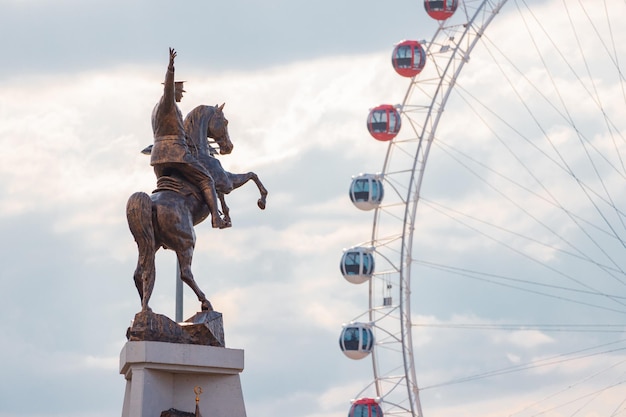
[177, 248, 213, 312]
[227, 171, 268, 210]
[252, 172, 268, 210]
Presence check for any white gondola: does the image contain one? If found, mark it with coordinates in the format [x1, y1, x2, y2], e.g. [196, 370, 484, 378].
[340, 246, 375, 284]
[349, 173, 384, 211]
[339, 322, 374, 360]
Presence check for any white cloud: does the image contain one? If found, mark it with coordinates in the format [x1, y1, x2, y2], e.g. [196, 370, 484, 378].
[1, 1, 626, 417]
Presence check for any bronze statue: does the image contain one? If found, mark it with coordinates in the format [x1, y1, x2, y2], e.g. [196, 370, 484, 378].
[126, 49, 268, 313]
[151, 48, 226, 229]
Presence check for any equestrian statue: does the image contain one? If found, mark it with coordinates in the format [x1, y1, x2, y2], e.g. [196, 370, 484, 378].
[126, 48, 268, 313]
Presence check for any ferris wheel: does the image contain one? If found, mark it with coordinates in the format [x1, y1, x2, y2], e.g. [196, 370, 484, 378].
[339, 1, 626, 417]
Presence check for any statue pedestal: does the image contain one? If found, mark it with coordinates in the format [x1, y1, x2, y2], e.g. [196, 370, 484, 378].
[120, 341, 247, 417]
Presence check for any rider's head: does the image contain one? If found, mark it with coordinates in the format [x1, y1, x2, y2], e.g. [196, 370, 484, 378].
[174, 81, 186, 102]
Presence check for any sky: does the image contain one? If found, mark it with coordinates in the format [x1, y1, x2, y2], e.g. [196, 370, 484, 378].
[1, 1, 625, 417]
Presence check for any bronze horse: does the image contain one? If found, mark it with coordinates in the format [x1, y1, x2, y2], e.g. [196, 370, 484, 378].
[126, 104, 268, 312]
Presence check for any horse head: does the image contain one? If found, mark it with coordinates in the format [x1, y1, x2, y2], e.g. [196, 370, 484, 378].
[184, 104, 234, 157]
[208, 103, 233, 155]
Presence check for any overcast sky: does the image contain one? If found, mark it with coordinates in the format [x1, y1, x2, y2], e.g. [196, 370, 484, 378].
[1, 1, 625, 417]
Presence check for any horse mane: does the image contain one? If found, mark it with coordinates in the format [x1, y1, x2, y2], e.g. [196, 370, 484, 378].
[184, 105, 215, 157]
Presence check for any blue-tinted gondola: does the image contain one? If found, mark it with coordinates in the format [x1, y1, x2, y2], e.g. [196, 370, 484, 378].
[349, 174, 384, 211]
[340, 246, 375, 284]
[339, 322, 374, 360]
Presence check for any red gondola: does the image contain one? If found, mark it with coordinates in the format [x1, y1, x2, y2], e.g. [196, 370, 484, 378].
[392, 40, 426, 78]
[349, 398, 383, 417]
[367, 105, 401, 141]
[424, 0, 458, 20]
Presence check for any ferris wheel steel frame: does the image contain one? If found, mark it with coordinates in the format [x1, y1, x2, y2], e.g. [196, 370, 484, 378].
[360, 2, 509, 417]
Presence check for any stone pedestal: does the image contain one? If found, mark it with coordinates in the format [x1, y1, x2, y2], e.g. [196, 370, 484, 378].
[120, 341, 246, 417]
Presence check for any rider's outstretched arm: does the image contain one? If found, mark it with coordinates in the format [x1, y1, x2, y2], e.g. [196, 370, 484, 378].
[162, 47, 177, 108]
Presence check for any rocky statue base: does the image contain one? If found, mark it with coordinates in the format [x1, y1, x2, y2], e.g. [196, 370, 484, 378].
[127, 310, 225, 347]
[120, 340, 247, 417]
[121, 311, 245, 417]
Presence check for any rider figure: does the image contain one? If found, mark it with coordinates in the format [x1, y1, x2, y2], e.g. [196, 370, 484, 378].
[150, 48, 226, 229]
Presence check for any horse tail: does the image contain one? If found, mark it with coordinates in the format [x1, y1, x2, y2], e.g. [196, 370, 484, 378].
[126, 192, 156, 310]
[126, 192, 155, 249]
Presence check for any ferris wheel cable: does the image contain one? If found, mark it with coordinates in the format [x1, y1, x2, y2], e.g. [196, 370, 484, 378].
[577, 0, 626, 88]
[520, 379, 626, 417]
[430, 134, 626, 282]
[449, 83, 626, 257]
[415, 256, 626, 302]
[518, 381, 626, 417]
[478, 23, 626, 186]
[442, 82, 626, 221]
[419, 143, 626, 283]
[417, 256, 626, 314]
[422, 355, 626, 394]
[427, 354, 626, 413]
[598, 0, 626, 117]
[564, 0, 626, 179]
[466, 48, 626, 234]
[476, 6, 626, 191]
[453, 43, 626, 186]
[521, 0, 626, 120]
[514, 0, 626, 251]
[608, 394, 626, 417]
[448, 63, 626, 280]
[414, 323, 626, 333]
[567, 385, 613, 417]
[420, 340, 626, 391]
[433, 127, 626, 252]
[551, 0, 626, 238]
[417, 146, 626, 295]
[414, 257, 626, 314]
[508, 355, 626, 417]
[521, 0, 625, 95]
[474, 49, 626, 200]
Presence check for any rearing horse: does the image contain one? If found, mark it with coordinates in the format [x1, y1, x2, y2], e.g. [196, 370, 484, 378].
[126, 104, 268, 313]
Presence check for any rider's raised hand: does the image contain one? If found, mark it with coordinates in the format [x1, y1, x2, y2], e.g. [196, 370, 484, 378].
[169, 48, 177, 67]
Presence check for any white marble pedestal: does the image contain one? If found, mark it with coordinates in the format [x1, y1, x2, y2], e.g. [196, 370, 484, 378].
[120, 341, 247, 417]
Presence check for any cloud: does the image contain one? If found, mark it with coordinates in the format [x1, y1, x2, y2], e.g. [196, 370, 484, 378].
[2, 1, 626, 417]
[0, 49, 400, 417]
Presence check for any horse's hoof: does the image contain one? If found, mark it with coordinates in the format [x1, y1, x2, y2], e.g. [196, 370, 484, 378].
[257, 198, 266, 210]
[212, 217, 227, 229]
[201, 300, 214, 311]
